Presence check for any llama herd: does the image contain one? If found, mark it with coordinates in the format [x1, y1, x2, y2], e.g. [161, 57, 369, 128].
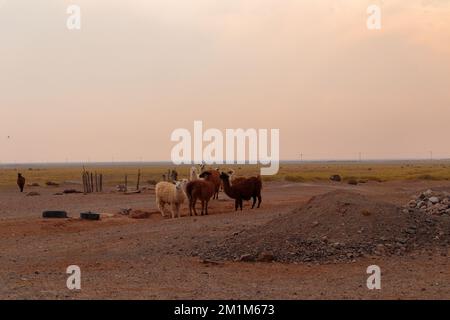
[155, 166, 263, 219]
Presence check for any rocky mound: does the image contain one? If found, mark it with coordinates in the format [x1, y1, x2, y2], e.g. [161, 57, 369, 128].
[200, 191, 450, 263]
[405, 189, 450, 216]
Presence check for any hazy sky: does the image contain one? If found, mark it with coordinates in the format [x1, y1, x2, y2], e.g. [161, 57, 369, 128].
[1, 0, 449, 163]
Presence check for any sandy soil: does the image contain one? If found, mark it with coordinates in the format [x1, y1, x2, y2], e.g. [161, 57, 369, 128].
[0, 180, 449, 299]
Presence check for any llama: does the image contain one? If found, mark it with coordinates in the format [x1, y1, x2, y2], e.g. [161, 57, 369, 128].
[220, 172, 262, 211]
[155, 181, 186, 218]
[189, 166, 199, 181]
[17, 173, 25, 193]
[227, 169, 246, 185]
[199, 170, 221, 200]
[185, 171, 216, 216]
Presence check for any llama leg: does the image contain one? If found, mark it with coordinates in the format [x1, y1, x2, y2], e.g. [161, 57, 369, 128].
[170, 204, 175, 219]
[251, 196, 256, 209]
[205, 200, 209, 215]
[192, 199, 198, 216]
[240, 199, 243, 211]
[235, 199, 239, 211]
[158, 201, 166, 217]
[257, 195, 262, 208]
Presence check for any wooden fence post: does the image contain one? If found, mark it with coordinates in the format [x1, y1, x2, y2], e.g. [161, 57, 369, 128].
[136, 169, 141, 190]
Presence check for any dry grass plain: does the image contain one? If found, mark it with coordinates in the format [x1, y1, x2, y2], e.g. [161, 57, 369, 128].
[1, 161, 450, 189]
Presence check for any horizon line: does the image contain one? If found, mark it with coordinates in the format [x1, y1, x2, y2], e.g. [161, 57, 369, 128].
[0, 158, 449, 167]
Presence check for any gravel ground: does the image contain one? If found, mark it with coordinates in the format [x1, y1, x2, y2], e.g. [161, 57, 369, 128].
[0, 180, 449, 299]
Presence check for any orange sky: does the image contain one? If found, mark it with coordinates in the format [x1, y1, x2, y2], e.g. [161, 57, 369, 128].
[1, 0, 450, 163]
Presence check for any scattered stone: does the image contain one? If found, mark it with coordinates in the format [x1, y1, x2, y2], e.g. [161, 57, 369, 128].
[26, 192, 40, 196]
[200, 259, 222, 266]
[329, 175, 342, 182]
[361, 210, 371, 216]
[429, 197, 440, 204]
[374, 244, 386, 255]
[27, 183, 40, 187]
[45, 181, 59, 187]
[119, 208, 132, 215]
[239, 254, 256, 262]
[129, 210, 153, 219]
[405, 189, 450, 216]
[116, 185, 127, 192]
[257, 252, 275, 262]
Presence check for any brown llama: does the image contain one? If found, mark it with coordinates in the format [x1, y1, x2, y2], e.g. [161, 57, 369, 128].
[199, 169, 221, 200]
[219, 172, 262, 211]
[185, 171, 216, 216]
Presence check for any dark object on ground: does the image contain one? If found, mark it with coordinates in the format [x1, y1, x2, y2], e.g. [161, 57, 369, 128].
[129, 210, 153, 219]
[63, 189, 82, 194]
[17, 173, 25, 192]
[329, 175, 341, 182]
[125, 190, 141, 195]
[347, 179, 358, 185]
[45, 181, 59, 186]
[27, 192, 40, 196]
[80, 212, 100, 220]
[42, 211, 68, 218]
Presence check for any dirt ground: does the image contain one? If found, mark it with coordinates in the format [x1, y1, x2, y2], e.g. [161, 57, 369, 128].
[0, 180, 449, 299]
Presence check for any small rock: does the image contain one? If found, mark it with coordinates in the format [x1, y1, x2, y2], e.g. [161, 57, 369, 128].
[329, 175, 342, 182]
[257, 252, 275, 262]
[429, 197, 440, 204]
[408, 200, 417, 208]
[119, 208, 132, 215]
[374, 244, 386, 255]
[239, 254, 256, 262]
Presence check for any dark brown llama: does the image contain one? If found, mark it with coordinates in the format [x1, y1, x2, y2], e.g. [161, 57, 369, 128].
[17, 173, 25, 192]
[219, 172, 262, 211]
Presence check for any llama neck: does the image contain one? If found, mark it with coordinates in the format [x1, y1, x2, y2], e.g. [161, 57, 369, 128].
[222, 178, 236, 198]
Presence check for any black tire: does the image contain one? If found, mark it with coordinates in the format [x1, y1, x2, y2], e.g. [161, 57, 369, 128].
[42, 210, 68, 218]
[80, 212, 100, 220]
